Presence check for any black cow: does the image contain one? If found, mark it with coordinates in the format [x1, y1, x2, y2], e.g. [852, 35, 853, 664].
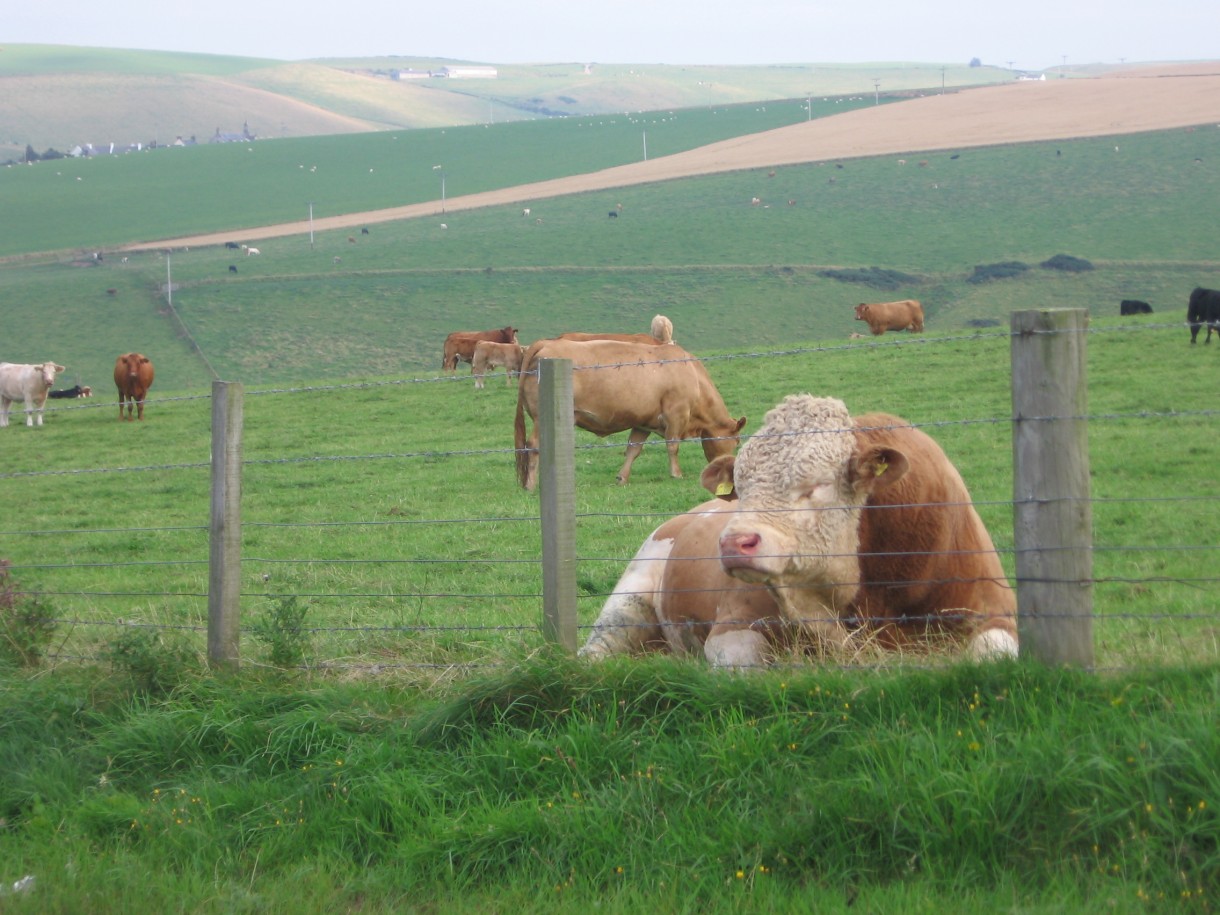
[1187, 287, 1220, 343]
[225, 241, 241, 250]
[229, 265, 238, 274]
[361, 227, 370, 235]
[608, 210, 618, 218]
[1120, 299, 1152, 316]
[48, 384, 91, 399]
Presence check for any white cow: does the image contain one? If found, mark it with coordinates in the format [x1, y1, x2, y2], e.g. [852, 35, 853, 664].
[0, 361, 66, 427]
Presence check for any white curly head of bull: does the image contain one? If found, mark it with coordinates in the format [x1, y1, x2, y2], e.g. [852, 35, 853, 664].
[716, 394, 904, 643]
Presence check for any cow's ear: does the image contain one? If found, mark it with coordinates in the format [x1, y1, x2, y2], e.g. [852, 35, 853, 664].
[701, 455, 738, 501]
[850, 446, 908, 494]
[733, 416, 747, 433]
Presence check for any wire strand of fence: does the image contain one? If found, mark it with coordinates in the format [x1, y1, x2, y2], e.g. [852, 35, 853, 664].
[35, 317, 1197, 418]
[0, 524, 207, 536]
[6, 404, 1218, 483]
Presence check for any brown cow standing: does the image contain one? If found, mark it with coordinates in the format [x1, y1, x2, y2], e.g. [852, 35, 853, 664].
[442, 326, 519, 372]
[513, 338, 746, 490]
[114, 353, 154, 420]
[579, 394, 1016, 668]
[854, 299, 925, 335]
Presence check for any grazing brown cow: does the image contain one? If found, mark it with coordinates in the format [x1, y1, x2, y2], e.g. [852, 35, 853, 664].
[854, 299, 925, 335]
[513, 338, 746, 490]
[114, 352, 155, 420]
[580, 395, 1016, 668]
[471, 341, 526, 389]
[442, 326, 519, 372]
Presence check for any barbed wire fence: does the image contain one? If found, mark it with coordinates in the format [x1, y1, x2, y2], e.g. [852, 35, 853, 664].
[2, 309, 1218, 674]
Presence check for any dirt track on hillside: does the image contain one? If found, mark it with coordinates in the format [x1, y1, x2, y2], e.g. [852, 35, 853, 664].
[125, 64, 1220, 252]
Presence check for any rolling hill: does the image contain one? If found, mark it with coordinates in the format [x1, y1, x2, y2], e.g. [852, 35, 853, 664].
[127, 62, 1220, 251]
[2, 43, 1039, 162]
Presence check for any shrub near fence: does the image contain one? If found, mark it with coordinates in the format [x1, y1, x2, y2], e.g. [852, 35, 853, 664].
[1, 310, 1218, 674]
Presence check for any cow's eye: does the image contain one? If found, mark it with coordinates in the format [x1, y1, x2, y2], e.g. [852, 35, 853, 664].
[802, 482, 838, 503]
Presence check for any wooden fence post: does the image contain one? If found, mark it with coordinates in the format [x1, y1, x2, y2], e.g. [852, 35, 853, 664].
[208, 381, 243, 670]
[538, 358, 578, 651]
[1010, 309, 1094, 667]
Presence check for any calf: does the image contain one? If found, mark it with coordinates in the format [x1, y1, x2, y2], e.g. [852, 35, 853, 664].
[471, 341, 526, 389]
[855, 300, 925, 335]
[442, 326, 519, 372]
[48, 384, 92, 399]
[580, 395, 1016, 668]
[1120, 299, 1152, 316]
[0, 361, 66, 427]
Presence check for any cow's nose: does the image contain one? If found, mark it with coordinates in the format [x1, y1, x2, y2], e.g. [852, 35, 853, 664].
[720, 531, 761, 558]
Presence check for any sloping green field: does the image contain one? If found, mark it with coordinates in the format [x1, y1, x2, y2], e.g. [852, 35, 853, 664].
[2, 120, 1217, 391]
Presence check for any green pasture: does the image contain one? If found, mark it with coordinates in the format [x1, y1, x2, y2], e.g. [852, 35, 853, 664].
[0, 92, 884, 257]
[0, 309, 1216, 672]
[2, 124, 1218, 393]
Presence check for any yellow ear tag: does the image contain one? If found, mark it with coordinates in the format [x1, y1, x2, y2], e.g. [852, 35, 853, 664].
[875, 459, 888, 477]
[715, 481, 734, 496]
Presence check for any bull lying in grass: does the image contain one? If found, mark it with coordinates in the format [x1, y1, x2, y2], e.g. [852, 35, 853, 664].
[580, 394, 1017, 668]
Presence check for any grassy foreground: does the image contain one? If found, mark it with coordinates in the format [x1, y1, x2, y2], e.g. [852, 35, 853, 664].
[0, 656, 1216, 913]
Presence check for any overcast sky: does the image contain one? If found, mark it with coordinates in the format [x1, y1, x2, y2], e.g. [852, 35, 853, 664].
[6, 0, 1214, 72]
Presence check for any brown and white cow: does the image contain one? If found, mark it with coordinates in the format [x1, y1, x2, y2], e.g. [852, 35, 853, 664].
[854, 300, 925, 335]
[442, 326, 519, 372]
[0, 361, 66, 427]
[513, 338, 746, 490]
[471, 340, 526, 389]
[114, 352, 155, 421]
[579, 395, 1017, 668]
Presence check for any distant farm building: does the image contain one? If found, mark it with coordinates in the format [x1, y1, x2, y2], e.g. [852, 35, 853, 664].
[211, 122, 256, 144]
[435, 66, 498, 79]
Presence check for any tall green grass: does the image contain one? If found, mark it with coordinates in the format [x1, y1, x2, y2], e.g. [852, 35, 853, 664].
[0, 659, 1216, 912]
